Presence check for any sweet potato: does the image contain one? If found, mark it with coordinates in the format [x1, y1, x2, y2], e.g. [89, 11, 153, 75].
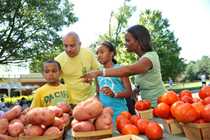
[3, 105, 22, 121]
[53, 117, 65, 130]
[25, 107, 55, 126]
[71, 119, 79, 128]
[61, 113, 70, 126]
[72, 121, 95, 132]
[48, 106, 63, 117]
[0, 134, 17, 140]
[43, 126, 61, 136]
[0, 118, 9, 134]
[24, 124, 44, 136]
[73, 97, 103, 121]
[8, 122, 24, 137]
[57, 102, 72, 114]
[95, 107, 113, 130]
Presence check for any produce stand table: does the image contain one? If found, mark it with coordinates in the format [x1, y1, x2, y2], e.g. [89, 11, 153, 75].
[64, 118, 188, 140]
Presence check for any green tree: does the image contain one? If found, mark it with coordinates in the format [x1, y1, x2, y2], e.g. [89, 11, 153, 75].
[185, 56, 210, 81]
[197, 56, 210, 76]
[184, 61, 198, 81]
[0, 0, 77, 70]
[139, 10, 186, 81]
[95, 0, 136, 65]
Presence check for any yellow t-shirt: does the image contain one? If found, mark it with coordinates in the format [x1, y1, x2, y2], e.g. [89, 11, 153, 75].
[31, 83, 69, 108]
[55, 48, 99, 104]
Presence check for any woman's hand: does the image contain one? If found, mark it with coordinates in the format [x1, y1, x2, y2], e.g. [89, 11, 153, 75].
[100, 86, 115, 97]
[81, 70, 100, 83]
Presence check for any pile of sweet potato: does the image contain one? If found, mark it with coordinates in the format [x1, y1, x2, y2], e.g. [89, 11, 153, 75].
[72, 97, 113, 132]
[0, 103, 72, 139]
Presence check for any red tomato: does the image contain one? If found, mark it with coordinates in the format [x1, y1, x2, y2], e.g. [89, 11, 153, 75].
[143, 99, 151, 109]
[155, 102, 171, 119]
[136, 119, 149, 134]
[121, 124, 139, 135]
[157, 95, 163, 104]
[116, 117, 130, 132]
[116, 115, 126, 124]
[153, 108, 158, 117]
[193, 119, 206, 123]
[170, 101, 184, 118]
[180, 95, 193, 103]
[192, 102, 204, 118]
[203, 96, 210, 105]
[145, 121, 163, 140]
[193, 97, 201, 103]
[174, 103, 199, 123]
[135, 101, 146, 111]
[130, 115, 141, 126]
[201, 104, 210, 122]
[179, 90, 193, 98]
[199, 86, 210, 99]
[120, 111, 132, 120]
[161, 91, 179, 106]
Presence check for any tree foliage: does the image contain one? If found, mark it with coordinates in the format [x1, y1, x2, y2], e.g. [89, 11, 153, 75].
[94, 1, 137, 65]
[185, 56, 210, 81]
[0, 0, 77, 69]
[139, 10, 186, 81]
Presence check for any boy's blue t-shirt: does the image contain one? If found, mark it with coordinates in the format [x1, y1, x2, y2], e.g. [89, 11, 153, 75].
[97, 64, 128, 123]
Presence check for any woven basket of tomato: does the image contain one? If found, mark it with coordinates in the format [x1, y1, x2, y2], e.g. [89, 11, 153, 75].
[134, 100, 153, 120]
[154, 90, 183, 135]
[116, 111, 163, 140]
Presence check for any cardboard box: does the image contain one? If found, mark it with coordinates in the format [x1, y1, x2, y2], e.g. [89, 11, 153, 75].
[136, 108, 153, 120]
[71, 129, 112, 140]
[180, 122, 210, 140]
[101, 134, 144, 140]
[163, 119, 183, 135]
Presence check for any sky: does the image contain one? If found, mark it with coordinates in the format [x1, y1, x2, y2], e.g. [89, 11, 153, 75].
[62, 0, 210, 62]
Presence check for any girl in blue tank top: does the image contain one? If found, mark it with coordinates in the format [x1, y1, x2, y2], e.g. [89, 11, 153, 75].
[96, 41, 132, 125]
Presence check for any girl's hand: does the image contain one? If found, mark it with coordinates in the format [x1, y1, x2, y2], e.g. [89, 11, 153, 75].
[100, 86, 115, 97]
[81, 70, 100, 83]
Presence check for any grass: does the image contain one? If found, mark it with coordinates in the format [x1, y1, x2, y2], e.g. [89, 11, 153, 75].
[165, 80, 210, 93]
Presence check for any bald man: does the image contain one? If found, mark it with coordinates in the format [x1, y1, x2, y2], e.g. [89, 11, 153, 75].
[55, 32, 99, 105]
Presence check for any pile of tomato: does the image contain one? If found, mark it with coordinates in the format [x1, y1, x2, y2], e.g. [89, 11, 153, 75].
[116, 110, 163, 140]
[154, 86, 210, 123]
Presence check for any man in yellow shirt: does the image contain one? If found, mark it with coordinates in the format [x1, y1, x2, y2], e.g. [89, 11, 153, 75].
[55, 32, 99, 105]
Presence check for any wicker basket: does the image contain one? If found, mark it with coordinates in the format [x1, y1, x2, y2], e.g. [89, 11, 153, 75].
[180, 122, 210, 140]
[71, 129, 112, 140]
[136, 108, 153, 120]
[162, 119, 183, 135]
[101, 134, 144, 140]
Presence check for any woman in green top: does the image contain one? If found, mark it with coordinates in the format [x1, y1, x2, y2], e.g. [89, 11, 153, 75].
[82, 25, 166, 107]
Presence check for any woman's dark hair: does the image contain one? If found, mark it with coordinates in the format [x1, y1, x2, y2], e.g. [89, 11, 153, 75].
[127, 25, 153, 52]
[43, 60, 61, 71]
[101, 41, 117, 64]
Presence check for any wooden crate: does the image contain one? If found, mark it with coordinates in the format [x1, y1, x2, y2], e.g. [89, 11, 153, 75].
[180, 122, 210, 140]
[19, 129, 63, 140]
[163, 119, 183, 135]
[71, 129, 112, 140]
[101, 134, 144, 140]
[136, 108, 153, 120]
